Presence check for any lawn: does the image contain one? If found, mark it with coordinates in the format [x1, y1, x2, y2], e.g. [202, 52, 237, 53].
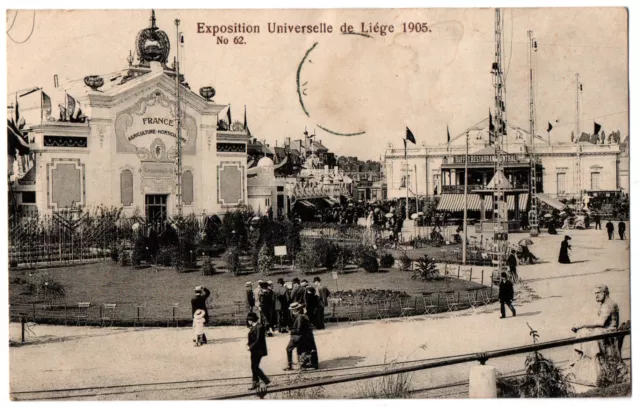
[9, 259, 492, 326]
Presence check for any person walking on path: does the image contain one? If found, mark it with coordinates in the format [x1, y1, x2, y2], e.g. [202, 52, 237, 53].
[618, 221, 626, 240]
[191, 285, 210, 344]
[284, 302, 310, 371]
[507, 249, 519, 282]
[193, 309, 206, 347]
[606, 220, 615, 240]
[594, 213, 602, 230]
[246, 312, 271, 390]
[498, 272, 516, 319]
[559, 235, 572, 264]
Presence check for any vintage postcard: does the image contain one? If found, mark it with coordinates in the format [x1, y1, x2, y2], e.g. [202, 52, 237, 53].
[5, 7, 630, 400]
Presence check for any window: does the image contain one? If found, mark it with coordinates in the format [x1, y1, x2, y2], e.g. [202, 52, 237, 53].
[22, 191, 36, 204]
[120, 170, 133, 206]
[182, 170, 194, 205]
[433, 174, 440, 195]
[557, 173, 566, 194]
[591, 172, 601, 191]
[265, 198, 270, 207]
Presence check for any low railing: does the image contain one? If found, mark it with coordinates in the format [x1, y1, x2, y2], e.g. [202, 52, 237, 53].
[211, 329, 630, 399]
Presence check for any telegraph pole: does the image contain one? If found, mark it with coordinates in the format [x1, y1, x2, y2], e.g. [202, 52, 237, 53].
[492, 8, 507, 275]
[528, 30, 540, 236]
[175, 18, 183, 217]
[462, 131, 469, 265]
[575, 73, 583, 209]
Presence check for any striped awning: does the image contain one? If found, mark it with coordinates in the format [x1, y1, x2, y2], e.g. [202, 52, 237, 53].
[295, 200, 315, 208]
[437, 193, 529, 212]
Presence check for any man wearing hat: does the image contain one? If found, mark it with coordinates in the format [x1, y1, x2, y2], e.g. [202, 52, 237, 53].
[246, 312, 271, 389]
[290, 278, 305, 305]
[313, 277, 330, 330]
[245, 282, 256, 312]
[258, 281, 275, 337]
[273, 278, 289, 333]
[498, 272, 516, 319]
[284, 302, 310, 370]
[191, 285, 211, 344]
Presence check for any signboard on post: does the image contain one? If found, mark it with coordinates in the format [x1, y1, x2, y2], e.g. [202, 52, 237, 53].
[274, 246, 287, 257]
[331, 271, 338, 280]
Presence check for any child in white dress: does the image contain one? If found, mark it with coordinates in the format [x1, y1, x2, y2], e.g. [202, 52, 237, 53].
[193, 309, 206, 346]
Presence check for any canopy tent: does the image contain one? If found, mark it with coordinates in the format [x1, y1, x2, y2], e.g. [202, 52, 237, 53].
[485, 170, 513, 189]
[536, 193, 566, 210]
[436, 193, 528, 212]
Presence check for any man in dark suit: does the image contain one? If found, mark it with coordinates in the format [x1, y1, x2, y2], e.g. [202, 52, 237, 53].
[258, 281, 275, 337]
[507, 250, 518, 282]
[245, 282, 255, 312]
[246, 312, 270, 390]
[191, 285, 211, 343]
[290, 278, 305, 304]
[273, 278, 289, 333]
[284, 302, 310, 371]
[606, 220, 615, 240]
[498, 272, 516, 319]
[594, 213, 602, 230]
[313, 277, 330, 330]
[618, 221, 626, 240]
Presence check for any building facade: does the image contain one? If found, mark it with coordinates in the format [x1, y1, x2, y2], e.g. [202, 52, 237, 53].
[10, 12, 249, 223]
[385, 120, 624, 214]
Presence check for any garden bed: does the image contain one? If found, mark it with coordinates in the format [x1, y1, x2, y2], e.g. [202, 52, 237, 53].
[9, 260, 490, 327]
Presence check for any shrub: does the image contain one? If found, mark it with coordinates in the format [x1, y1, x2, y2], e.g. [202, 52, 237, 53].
[110, 244, 119, 262]
[361, 254, 379, 273]
[156, 246, 176, 267]
[257, 244, 275, 274]
[296, 246, 321, 274]
[118, 244, 129, 267]
[411, 255, 439, 281]
[131, 234, 147, 267]
[313, 238, 340, 269]
[399, 252, 412, 271]
[379, 251, 395, 268]
[223, 247, 241, 275]
[353, 244, 377, 266]
[24, 274, 66, 301]
[202, 257, 216, 276]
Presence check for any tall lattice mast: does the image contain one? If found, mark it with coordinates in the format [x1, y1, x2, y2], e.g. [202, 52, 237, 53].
[528, 30, 540, 236]
[174, 18, 183, 217]
[492, 8, 507, 272]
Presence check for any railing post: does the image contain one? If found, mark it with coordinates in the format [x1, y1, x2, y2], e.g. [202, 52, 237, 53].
[469, 362, 497, 398]
[21, 315, 25, 343]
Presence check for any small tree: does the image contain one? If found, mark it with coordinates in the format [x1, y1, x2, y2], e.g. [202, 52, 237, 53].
[411, 255, 439, 281]
[223, 247, 241, 275]
[257, 244, 275, 275]
[296, 246, 321, 274]
[399, 252, 412, 271]
[498, 324, 574, 398]
[379, 251, 395, 268]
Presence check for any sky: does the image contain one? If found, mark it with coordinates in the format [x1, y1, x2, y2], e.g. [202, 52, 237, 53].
[6, 8, 629, 160]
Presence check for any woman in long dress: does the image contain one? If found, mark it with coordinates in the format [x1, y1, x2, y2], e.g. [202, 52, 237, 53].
[558, 235, 572, 264]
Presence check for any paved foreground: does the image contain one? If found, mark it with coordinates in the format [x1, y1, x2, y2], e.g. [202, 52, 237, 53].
[9, 227, 630, 399]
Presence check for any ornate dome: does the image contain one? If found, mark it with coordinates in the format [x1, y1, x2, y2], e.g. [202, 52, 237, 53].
[136, 10, 170, 64]
[257, 157, 275, 168]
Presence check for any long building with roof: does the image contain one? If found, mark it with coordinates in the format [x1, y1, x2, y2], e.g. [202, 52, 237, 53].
[384, 117, 626, 219]
[9, 11, 250, 223]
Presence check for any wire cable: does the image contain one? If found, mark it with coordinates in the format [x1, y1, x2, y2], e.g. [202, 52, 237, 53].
[6, 10, 19, 32]
[7, 10, 36, 44]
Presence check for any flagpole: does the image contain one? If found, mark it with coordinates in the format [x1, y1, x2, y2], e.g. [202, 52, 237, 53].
[414, 164, 418, 218]
[404, 139, 409, 221]
[463, 131, 469, 265]
[40, 89, 43, 125]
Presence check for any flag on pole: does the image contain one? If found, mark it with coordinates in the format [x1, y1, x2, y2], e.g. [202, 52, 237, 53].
[243, 105, 251, 136]
[447, 126, 450, 143]
[547, 122, 553, 132]
[227, 104, 232, 128]
[7, 95, 30, 158]
[405, 127, 416, 144]
[58, 104, 67, 122]
[489, 109, 495, 145]
[594, 122, 601, 136]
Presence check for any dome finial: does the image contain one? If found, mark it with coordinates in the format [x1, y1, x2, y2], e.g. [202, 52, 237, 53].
[150, 10, 157, 29]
